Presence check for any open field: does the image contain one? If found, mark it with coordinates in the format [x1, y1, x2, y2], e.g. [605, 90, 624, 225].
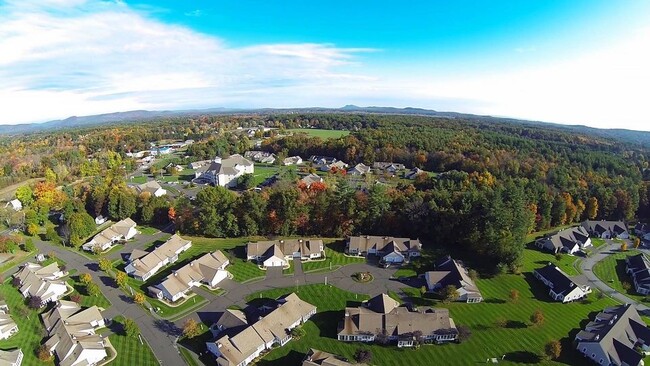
[592, 249, 647, 303]
[287, 128, 350, 139]
[0, 178, 44, 201]
[521, 243, 581, 275]
[108, 316, 159, 366]
[0, 282, 54, 366]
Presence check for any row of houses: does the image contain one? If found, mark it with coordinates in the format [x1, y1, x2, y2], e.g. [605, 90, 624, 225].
[337, 293, 458, 346]
[81, 218, 138, 253]
[42, 301, 109, 366]
[625, 254, 650, 295]
[302, 349, 365, 366]
[206, 293, 317, 366]
[125, 234, 192, 281]
[247, 239, 324, 268]
[536, 220, 631, 255]
[14, 262, 67, 306]
[346, 235, 422, 264]
[149, 250, 230, 302]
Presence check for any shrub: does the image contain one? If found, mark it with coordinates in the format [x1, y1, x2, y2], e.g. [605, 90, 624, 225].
[133, 292, 146, 305]
[87, 283, 100, 297]
[509, 289, 520, 303]
[98, 257, 112, 272]
[495, 317, 508, 328]
[70, 294, 82, 303]
[182, 318, 202, 339]
[23, 238, 36, 252]
[544, 339, 562, 360]
[622, 281, 632, 291]
[290, 326, 306, 339]
[11, 277, 21, 287]
[79, 273, 92, 285]
[621, 242, 628, 252]
[124, 318, 140, 338]
[36, 344, 53, 362]
[354, 349, 372, 364]
[530, 309, 545, 326]
[457, 325, 472, 343]
[440, 285, 459, 303]
[28, 296, 42, 309]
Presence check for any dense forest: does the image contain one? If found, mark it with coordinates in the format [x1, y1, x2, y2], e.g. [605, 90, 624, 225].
[1, 112, 648, 273]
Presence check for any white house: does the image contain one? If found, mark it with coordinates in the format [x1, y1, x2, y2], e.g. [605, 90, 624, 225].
[246, 239, 324, 269]
[201, 155, 254, 187]
[4, 199, 22, 211]
[82, 218, 137, 252]
[42, 301, 108, 366]
[0, 349, 23, 366]
[283, 156, 303, 166]
[535, 226, 592, 255]
[94, 215, 106, 225]
[533, 264, 591, 303]
[581, 220, 630, 239]
[14, 262, 67, 306]
[0, 313, 18, 340]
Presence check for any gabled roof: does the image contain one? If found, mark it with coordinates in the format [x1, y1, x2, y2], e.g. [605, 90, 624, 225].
[303, 349, 362, 366]
[534, 264, 587, 296]
[347, 236, 422, 254]
[137, 181, 163, 195]
[205, 154, 253, 176]
[0, 313, 17, 335]
[425, 256, 482, 298]
[538, 226, 590, 252]
[366, 294, 399, 314]
[582, 220, 629, 236]
[576, 304, 650, 366]
[126, 234, 191, 277]
[156, 250, 229, 297]
[247, 239, 324, 258]
[0, 349, 22, 364]
[301, 174, 323, 186]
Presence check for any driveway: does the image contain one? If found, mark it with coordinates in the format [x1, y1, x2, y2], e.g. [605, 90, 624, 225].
[579, 239, 649, 312]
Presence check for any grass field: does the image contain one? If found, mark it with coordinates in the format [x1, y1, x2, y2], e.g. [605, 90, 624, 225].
[248, 275, 619, 366]
[108, 316, 159, 366]
[65, 273, 111, 309]
[0, 282, 54, 366]
[302, 241, 365, 273]
[253, 164, 281, 186]
[129, 175, 147, 184]
[287, 128, 350, 139]
[592, 249, 647, 303]
[520, 243, 581, 275]
[138, 226, 160, 235]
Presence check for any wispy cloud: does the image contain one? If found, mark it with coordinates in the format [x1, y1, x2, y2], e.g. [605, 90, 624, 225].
[0, 1, 375, 124]
[184, 9, 202, 17]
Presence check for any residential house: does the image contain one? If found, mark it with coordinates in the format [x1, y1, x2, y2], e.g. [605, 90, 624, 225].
[13, 262, 67, 306]
[535, 226, 592, 254]
[634, 223, 648, 237]
[348, 163, 371, 176]
[247, 239, 324, 268]
[575, 304, 650, 365]
[309, 156, 337, 166]
[533, 264, 591, 302]
[82, 218, 137, 252]
[283, 156, 303, 166]
[94, 215, 106, 225]
[346, 236, 422, 263]
[302, 349, 364, 366]
[404, 168, 425, 180]
[165, 163, 184, 172]
[0, 349, 23, 366]
[0, 313, 18, 340]
[244, 151, 277, 164]
[158, 146, 173, 155]
[206, 293, 316, 366]
[582, 220, 630, 239]
[424, 256, 483, 303]
[42, 301, 108, 366]
[209, 309, 249, 338]
[189, 160, 212, 170]
[136, 181, 167, 197]
[337, 293, 458, 347]
[373, 162, 406, 175]
[201, 155, 254, 187]
[125, 234, 192, 281]
[323, 161, 349, 172]
[4, 199, 22, 211]
[625, 253, 650, 295]
[150, 250, 230, 302]
[300, 174, 324, 188]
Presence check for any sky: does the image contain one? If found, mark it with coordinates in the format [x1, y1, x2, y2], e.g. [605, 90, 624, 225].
[1, 1, 650, 130]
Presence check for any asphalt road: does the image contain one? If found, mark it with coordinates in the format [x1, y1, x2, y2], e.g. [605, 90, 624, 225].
[579, 239, 649, 312]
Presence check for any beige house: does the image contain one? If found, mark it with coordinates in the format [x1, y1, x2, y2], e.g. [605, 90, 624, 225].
[207, 293, 317, 366]
[136, 181, 167, 197]
[82, 218, 138, 252]
[125, 234, 192, 281]
[14, 262, 67, 306]
[0, 349, 23, 366]
[42, 301, 108, 366]
[346, 236, 422, 263]
[0, 313, 18, 340]
[338, 293, 458, 347]
[303, 349, 364, 366]
[201, 155, 254, 187]
[150, 250, 230, 302]
[247, 239, 324, 268]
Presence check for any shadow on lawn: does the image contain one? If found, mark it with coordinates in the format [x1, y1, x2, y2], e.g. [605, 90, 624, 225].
[310, 311, 343, 338]
[504, 351, 541, 363]
[256, 350, 306, 366]
[522, 272, 555, 303]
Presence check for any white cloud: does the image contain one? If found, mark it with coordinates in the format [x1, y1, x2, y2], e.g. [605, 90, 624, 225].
[0, 1, 374, 124]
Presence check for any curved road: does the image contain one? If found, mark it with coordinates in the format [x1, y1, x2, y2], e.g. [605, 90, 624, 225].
[579, 239, 649, 313]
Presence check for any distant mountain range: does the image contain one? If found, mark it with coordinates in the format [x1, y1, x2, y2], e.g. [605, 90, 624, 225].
[1, 105, 649, 147]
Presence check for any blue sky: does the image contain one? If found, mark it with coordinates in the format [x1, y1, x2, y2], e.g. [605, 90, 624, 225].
[1, 1, 649, 130]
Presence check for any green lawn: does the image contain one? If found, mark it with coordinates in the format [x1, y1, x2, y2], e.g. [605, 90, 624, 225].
[65, 273, 111, 309]
[0, 283, 54, 366]
[591, 238, 606, 248]
[253, 164, 281, 186]
[108, 316, 159, 366]
[138, 226, 160, 235]
[129, 175, 147, 184]
[301, 241, 365, 273]
[249, 275, 619, 366]
[287, 128, 350, 139]
[592, 249, 647, 303]
[521, 244, 580, 275]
